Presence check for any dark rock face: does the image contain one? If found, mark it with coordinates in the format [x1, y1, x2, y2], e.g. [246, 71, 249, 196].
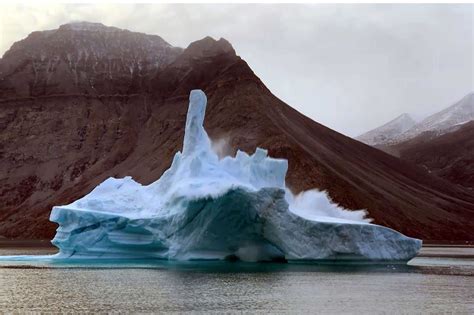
[0, 22, 182, 98]
[1, 22, 473, 240]
[382, 121, 474, 189]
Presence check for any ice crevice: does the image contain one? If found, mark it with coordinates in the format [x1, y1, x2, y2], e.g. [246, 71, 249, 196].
[43, 89, 422, 262]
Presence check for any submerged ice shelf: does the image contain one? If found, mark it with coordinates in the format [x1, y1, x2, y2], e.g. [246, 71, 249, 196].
[18, 90, 423, 262]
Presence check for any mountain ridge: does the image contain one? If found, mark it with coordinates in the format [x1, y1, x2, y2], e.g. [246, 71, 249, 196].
[356, 113, 416, 146]
[397, 92, 474, 142]
[357, 92, 474, 146]
[0, 21, 183, 99]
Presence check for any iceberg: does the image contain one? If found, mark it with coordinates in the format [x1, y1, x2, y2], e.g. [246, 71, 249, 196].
[47, 90, 421, 262]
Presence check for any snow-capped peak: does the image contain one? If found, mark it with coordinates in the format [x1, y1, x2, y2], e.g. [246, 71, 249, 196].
[356, 92, 474, 146]
[396, 92, 474, 141]
[356, 113, 416, 146]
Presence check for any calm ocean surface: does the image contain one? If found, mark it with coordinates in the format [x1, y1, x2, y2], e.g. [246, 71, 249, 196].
[0, 247, 473, 313]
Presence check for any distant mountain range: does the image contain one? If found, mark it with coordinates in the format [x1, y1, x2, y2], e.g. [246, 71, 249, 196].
[357, 92, 474, 146]
[357, 92, 474, 189]
[1, 22, 473, 241]
[356, 113, 416, 146]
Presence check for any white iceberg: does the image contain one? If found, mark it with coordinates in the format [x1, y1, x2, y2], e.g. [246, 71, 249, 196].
[49, 90, 421, 262]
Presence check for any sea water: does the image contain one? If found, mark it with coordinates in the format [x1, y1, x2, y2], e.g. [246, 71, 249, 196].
[0, 247, 472, 313]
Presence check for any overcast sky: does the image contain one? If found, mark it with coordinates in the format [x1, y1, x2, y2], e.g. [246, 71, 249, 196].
[0, 4, 472, 136]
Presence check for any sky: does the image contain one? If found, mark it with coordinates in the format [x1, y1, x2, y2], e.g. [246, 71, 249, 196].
[0, 4, 472, 137]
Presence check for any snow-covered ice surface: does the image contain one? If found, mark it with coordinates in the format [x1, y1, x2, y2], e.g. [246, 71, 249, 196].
[1, 90, 421, 263]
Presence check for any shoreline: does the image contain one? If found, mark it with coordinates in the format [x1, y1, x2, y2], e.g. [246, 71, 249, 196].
[1, 239, 473, 248]
[0, 240, 55, 248]
[1, 240, 473, 256]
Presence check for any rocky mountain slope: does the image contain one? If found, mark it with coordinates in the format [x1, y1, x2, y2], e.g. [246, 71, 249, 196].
[398, 92, 474, 142]
[356, 113, 416, 146]
[384, 121, 474, 189]
[365, 93, 474, 188]
[0, 21, 182, 98]
[357, 92, 474, 146]
[1, 22, 473, 241]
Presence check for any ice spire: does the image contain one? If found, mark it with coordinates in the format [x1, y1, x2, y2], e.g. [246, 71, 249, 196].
[182, 90, 212, 156]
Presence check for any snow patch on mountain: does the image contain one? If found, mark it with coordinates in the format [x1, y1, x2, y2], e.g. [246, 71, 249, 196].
[357, 92, 474, 146]
[59, 21, 120, 32]
[0, 21, 183, 97]
[356, 113, 416, 146]
[397, 92, 474, 142]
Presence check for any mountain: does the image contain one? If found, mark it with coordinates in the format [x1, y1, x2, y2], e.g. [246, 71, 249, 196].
[356, 113, 416, 146]
[357, 92, 474, 146]
[367, 93, 474, 188]
[397, 92, 474, 142]
[1, 22, 474, 241]
[0, 21, 182, 98]
[386, 121, 474, 189]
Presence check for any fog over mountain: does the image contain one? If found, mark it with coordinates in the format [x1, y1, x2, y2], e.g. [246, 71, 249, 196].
[0, 4, 472, 136]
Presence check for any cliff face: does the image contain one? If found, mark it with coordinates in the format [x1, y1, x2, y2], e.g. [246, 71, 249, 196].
[0, 22, 182, 98]
[1, 23, 473, 240]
